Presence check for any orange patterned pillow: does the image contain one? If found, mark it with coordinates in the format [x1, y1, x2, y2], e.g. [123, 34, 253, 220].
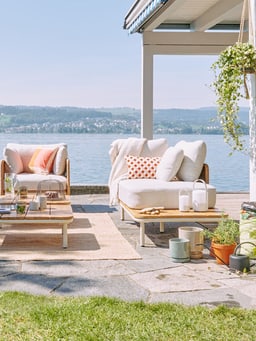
[29, 148, 58, 174]
[125, 155, 160, 179]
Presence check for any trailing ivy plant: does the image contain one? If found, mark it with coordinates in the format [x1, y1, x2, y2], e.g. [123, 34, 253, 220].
[211, 42, 256, 152]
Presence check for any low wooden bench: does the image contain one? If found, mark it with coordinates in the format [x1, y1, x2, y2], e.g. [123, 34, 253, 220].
[120, 201, 227, 246]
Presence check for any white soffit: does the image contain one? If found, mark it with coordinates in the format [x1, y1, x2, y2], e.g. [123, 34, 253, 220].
[124, 0, 245, 33]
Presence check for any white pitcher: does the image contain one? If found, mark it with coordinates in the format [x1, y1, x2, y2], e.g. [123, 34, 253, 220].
[192, 179, 208, 212]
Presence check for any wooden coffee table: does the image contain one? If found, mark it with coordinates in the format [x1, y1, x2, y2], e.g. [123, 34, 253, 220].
[0, 197, 73, 248]
[120, 201, 228, 246]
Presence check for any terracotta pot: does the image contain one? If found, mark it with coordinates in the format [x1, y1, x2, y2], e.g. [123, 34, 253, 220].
[211, 242, 236, 265]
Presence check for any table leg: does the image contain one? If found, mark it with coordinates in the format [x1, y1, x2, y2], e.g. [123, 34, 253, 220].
[140, 222, 145, 247]
[62, 223, 68, 248]
[160, 222, 165, 233]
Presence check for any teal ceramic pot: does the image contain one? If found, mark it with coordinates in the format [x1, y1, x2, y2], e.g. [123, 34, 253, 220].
[169, 238, 190, 263]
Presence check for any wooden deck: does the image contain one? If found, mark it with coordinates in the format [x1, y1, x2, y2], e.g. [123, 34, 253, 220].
[216, 192, 249, 220]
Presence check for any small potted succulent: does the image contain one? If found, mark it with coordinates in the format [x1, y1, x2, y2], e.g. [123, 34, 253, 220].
[205, 215, 240, 265]
[211, 42, 256, 152]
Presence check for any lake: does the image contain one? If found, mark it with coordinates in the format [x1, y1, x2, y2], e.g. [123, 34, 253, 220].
[0, 133, 249, 192]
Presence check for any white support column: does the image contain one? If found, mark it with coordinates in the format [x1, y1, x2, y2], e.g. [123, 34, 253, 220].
[249, 0, 256, 200]
[141, 42, 153, 139]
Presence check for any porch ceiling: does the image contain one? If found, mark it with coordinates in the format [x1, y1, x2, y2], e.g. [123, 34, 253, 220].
[124, 0, 244, 34]
[124, 0, 247, 55]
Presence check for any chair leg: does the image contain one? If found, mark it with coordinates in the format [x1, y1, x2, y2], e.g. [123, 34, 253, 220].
[120, 206, 125, 220]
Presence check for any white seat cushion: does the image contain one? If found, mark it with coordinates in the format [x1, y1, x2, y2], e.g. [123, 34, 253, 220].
[15, 173, 67, 191]
[118, 179, 216, 209]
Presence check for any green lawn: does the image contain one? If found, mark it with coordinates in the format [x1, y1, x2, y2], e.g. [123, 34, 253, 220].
[0, 292, 255, 340]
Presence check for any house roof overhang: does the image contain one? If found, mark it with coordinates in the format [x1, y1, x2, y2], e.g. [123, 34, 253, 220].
[124, 0, 245, 34]
[124, 0, 247, 54]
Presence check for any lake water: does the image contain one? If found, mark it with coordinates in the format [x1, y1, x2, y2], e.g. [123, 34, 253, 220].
[0, 133, 249, 192]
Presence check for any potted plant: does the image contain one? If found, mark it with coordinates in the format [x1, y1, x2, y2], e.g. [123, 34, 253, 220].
[205, 215, 240, 265]
[211, 42, 256, 152]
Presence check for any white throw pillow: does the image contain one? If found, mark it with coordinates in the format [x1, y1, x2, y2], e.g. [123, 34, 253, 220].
[176, 140, 207, 181]
[53, 145, 68, 175]
[156, 146, 184, 181]
[3, 147, 23, 173]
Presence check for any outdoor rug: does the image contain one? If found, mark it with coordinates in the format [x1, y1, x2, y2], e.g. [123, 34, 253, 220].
[0, 213, 141, 261]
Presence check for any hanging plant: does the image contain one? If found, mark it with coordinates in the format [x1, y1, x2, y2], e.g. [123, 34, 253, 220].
[211, 42, 256, 152]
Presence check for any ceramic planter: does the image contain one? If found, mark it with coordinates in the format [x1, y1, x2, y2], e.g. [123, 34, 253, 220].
[178, 226, 204, 259]
[211, 241, 236, 265]
[169, 238, 190, 263]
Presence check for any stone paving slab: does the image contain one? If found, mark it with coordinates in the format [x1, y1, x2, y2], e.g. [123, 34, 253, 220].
[22, 260, 136, 277]
[0, 272, 68, 296]
[129, 266, 232, 293]
[53, 275, 149, 301]
[149, 287, 254, 308]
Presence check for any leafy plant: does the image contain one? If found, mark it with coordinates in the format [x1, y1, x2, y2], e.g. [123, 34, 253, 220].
[211, 42, 256, 152]
[205, 216, 239, 245]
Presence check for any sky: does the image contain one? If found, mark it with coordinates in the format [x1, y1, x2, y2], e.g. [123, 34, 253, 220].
[0, 0, 248, 110]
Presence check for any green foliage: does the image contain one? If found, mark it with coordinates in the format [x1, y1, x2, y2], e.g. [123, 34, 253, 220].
[1, 292, 256, 340]
[205, 216, 239, 245]
[211, 42, 256, 152]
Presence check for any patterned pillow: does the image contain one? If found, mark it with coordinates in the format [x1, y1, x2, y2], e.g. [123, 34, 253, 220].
[28, 148, 58, 174]
[125, 155, 160, 179]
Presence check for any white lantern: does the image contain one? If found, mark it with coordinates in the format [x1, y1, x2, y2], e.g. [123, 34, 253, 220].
[192, 179, 208, 212]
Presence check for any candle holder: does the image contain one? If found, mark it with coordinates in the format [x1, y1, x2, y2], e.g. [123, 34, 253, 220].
[178, 189, 191, 212]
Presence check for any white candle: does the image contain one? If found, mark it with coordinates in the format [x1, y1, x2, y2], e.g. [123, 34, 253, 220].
[179, 194, 190, 211]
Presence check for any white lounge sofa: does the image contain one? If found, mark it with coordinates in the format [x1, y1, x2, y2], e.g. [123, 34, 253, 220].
[108, 138, 216, 210]
[0, 143, 70, 195]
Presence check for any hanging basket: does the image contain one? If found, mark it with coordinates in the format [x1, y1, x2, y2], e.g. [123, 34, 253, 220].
[210, 0, 256, 152]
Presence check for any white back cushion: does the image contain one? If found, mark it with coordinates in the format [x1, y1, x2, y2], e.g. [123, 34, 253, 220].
[175, 140, 206, 181]
[156, 146, 184, 181]
[5, 143, 67, 174]
[3, 148, 24, 173]
[53, 145, 68, 175]
[140, 138, 168, 157]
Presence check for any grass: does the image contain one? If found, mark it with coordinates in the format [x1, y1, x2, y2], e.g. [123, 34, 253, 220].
[0, 292, 256, 340]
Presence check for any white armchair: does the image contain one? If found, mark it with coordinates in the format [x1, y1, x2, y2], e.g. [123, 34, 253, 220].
[0, 143, 70, 195]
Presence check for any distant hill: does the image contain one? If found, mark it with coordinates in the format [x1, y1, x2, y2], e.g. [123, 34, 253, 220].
[154, 107, 249, 125]
[0, 104, 250, 134]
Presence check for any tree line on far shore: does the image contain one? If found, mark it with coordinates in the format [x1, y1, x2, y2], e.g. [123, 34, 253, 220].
[0, 105, 249, 135]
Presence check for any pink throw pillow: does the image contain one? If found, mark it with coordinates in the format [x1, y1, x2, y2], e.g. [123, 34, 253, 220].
[29, 148, 58, 174]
